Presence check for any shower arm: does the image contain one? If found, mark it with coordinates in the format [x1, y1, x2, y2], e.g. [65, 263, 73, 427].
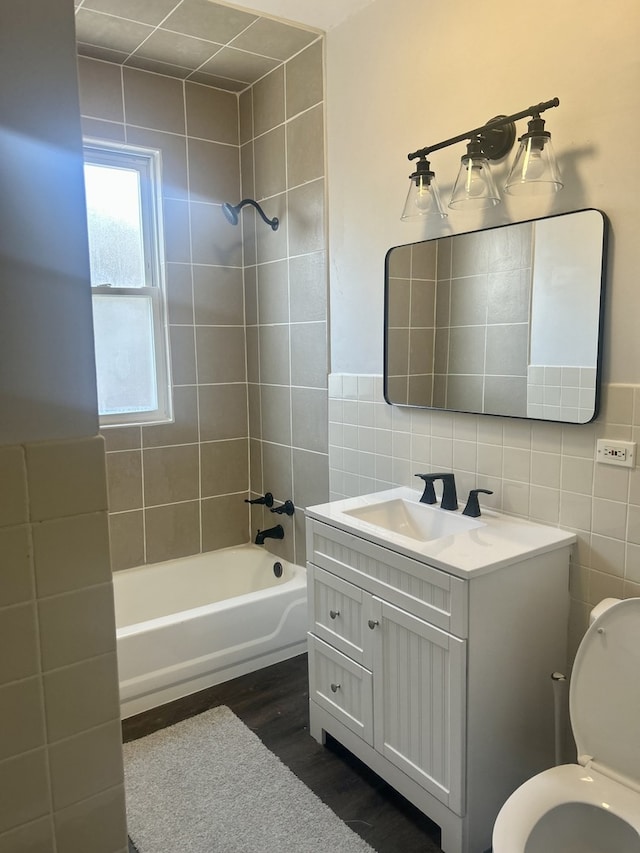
[225, 198, 279, 231]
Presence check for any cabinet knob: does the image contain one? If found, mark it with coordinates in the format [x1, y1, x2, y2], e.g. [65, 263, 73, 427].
[329, 609, 340, 620]
[368, 619, 379, 630]
[330, 682, 341, 693]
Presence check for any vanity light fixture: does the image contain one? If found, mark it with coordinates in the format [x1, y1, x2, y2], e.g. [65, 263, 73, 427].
[402, 97, 562, 219]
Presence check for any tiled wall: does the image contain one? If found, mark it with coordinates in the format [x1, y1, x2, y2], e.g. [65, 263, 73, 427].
[0, 439, 127, 852]
[240, 40, 329, 566]
[78, 40, 329, 571]
[328, 374, 640, 658]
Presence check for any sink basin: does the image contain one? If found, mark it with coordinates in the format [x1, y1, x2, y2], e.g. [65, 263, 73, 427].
[343, 497, 484, 541]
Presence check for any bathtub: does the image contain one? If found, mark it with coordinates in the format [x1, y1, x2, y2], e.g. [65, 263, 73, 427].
[113, 545, 307, 718]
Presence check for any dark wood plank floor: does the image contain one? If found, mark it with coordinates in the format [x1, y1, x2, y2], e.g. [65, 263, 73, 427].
[123, 653, 443, 853]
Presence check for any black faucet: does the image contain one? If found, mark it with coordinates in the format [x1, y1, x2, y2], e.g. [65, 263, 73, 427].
[415, 473, 458, 510]
[245, 492, 274, 508]
[462, 488, 493, 517]
[254, 524, 284, 545]
[271, 500, 295, 516]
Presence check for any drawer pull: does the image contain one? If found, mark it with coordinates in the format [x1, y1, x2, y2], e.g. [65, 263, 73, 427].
[329, 609, 340, 619]
[368, 619, 379, 630]
[330, 682, 341, 693]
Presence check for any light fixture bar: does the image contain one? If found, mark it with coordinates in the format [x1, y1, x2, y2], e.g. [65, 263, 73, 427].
[408, 98, 559, 162]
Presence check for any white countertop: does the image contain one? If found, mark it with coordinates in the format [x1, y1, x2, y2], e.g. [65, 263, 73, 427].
[305, 486, 576, 578]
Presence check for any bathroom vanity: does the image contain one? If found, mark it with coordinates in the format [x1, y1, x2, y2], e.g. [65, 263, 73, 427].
[305, 487, 575, 853]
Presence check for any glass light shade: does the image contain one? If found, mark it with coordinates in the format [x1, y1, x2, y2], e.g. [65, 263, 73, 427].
[504, 133, 563, 195]
[449, 154, 500, 209]
[401, 169, 447, 220]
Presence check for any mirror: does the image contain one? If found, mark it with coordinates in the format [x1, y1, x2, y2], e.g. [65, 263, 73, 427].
[384, 209, 607, 423]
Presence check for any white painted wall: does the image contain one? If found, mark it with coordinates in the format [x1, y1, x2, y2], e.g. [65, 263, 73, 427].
[326, 0, 640, 381]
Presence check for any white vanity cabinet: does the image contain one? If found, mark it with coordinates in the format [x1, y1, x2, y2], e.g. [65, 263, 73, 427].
[305, 498, 574, 853]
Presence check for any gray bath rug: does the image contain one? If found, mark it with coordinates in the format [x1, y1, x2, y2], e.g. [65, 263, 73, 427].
[123, 705, 375, 853]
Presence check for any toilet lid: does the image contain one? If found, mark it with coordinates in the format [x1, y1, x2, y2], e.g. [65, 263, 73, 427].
[570, 597, 640, 786]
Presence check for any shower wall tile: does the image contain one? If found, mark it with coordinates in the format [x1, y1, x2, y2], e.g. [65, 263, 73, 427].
[77, 56, 123, 122]
[144, 500, 200, 563]
[193, 265, 244, 325]
[196, 326, 247, 384]
[0, 816, 54, 853]
[108, 510, 145, 571]
[122, 67, 185, 133]
[105, 450, 143, 512]
[185, 82, 238, 144]
[142, 385, 199, 448]
[288, 179, 325, 256]
[0, 445, 28, 528]
[187, 137, 240, 204]
[54, 784, 128, 853]
[200, 438, 249, 496]
[257, 259, 289, 324]
[0, 678, 45, 761]
[252, 64, 284, 137]
[199, 384, 248, 441]
[286, 39, 323, 118]
[254, 125, 286, 199]
[286, 103, 324, 188]
[201, 494, 249, 551]
[0, 525, 33, 607]
[0, 749, 50, 834]
[291, 322, 327, 388]
[143, 444, 199, 506]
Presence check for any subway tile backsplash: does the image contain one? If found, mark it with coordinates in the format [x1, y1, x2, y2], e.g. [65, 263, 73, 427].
[329, 374, 640, 657]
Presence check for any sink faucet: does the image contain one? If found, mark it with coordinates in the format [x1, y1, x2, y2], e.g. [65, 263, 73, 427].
[254, 524, 284, 545]
[462, 488, 493, 517]
[415, 473, 458, 511]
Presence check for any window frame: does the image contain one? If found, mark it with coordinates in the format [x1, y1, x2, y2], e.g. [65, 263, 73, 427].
[83, 139, 172, 428]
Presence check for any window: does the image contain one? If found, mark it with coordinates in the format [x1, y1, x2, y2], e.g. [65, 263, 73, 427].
[83, 141, 171, 426]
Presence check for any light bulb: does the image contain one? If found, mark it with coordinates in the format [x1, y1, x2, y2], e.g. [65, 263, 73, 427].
[464, 161, 489, 198]
[520, 140, 547, 181]
[415, 179, 433, 211]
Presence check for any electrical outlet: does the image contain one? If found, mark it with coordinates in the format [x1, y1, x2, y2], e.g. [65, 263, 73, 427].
[596, 439, 636, 468]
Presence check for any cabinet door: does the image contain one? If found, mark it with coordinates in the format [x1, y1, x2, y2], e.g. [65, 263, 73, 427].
[369, 597, 466, 815]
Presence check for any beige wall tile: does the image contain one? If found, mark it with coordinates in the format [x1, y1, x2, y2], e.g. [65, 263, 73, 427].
[43, 653, 120, 742]
[254, 125, 286, 200]
[108, 511, 145, 572]
[122, 67, 185, 134]
[0, 749, 50, 833]
[169, 326, 197, 385]
[0, 678, 45, 761]
[38, 584, 116, 671]
[25, 437, 107, 522]
[143, 445, 199, 506]
[255, 193, 288, 265]
[0, 603, 40, 684]
[163, 198, 191, 263]
[260, 385, 291, 445]
[142, 385, 198, 448]
[100, 426, 141, 453]
[77, 57, 123, 123]
[0, 525, 33, 606]
[0, 446, 28, 527]
[291, 322, 327, 388]
[193, 266, 244, 326]
[239, 88, 253, 145]
[198, 384, 248, 442]
[262, 442, 292, 500]
[195, 327, 246, 384]
[144, 501, 200, 563]
[201, 494, 249, 550]
[166, 263, 194, 326]
[259, 325, 290, 385]
[286, 40, 323, 118]
[201, 439, 248, 497]
[257, 260, 288, 325]
[105, 451, 142, 513]
[252, 65, 284, 137]
[127, 125, 188, 201]
[289, 252, 326, 323]
[54, 785, 128, 853]
[32, 512, 111, 597]
[48, 721, 124, 811]
[286, 104, 324, 188]
[288, 179, 325, 257]
[0, 816, 54, 853]
[188, 138, 240, 205]
[191, 201, 243, 267]
[186, 82, 238, 144]
[291, 388, 328, 453]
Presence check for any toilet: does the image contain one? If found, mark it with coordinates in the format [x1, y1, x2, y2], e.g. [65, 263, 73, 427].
[493, 597, 640, 853]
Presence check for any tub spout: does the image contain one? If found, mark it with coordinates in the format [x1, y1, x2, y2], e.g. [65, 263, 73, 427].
[255, 524, 284, 545]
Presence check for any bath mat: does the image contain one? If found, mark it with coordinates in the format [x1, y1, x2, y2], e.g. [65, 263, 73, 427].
[123, 705, 376, 853]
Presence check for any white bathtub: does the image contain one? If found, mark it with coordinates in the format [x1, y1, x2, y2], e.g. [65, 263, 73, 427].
[113, 545, 307, 718]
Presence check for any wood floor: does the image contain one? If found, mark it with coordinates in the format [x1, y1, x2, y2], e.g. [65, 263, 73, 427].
[122, 653, 444, 853]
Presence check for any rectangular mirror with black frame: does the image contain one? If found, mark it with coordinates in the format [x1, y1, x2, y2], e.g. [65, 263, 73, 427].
[384, 208, 607, 424]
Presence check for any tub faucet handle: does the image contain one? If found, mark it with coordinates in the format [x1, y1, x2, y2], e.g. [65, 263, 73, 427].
[245, 492, 274, 508]
[271, 500, 295, 516]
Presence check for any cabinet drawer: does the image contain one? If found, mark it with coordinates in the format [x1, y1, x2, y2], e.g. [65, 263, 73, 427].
[308, 634, 373, 745]
[307, 563, 366, 664]
[307, 519, 468, 637]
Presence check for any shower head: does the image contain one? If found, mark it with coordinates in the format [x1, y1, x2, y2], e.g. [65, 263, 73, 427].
[220, 198, 279, 231]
